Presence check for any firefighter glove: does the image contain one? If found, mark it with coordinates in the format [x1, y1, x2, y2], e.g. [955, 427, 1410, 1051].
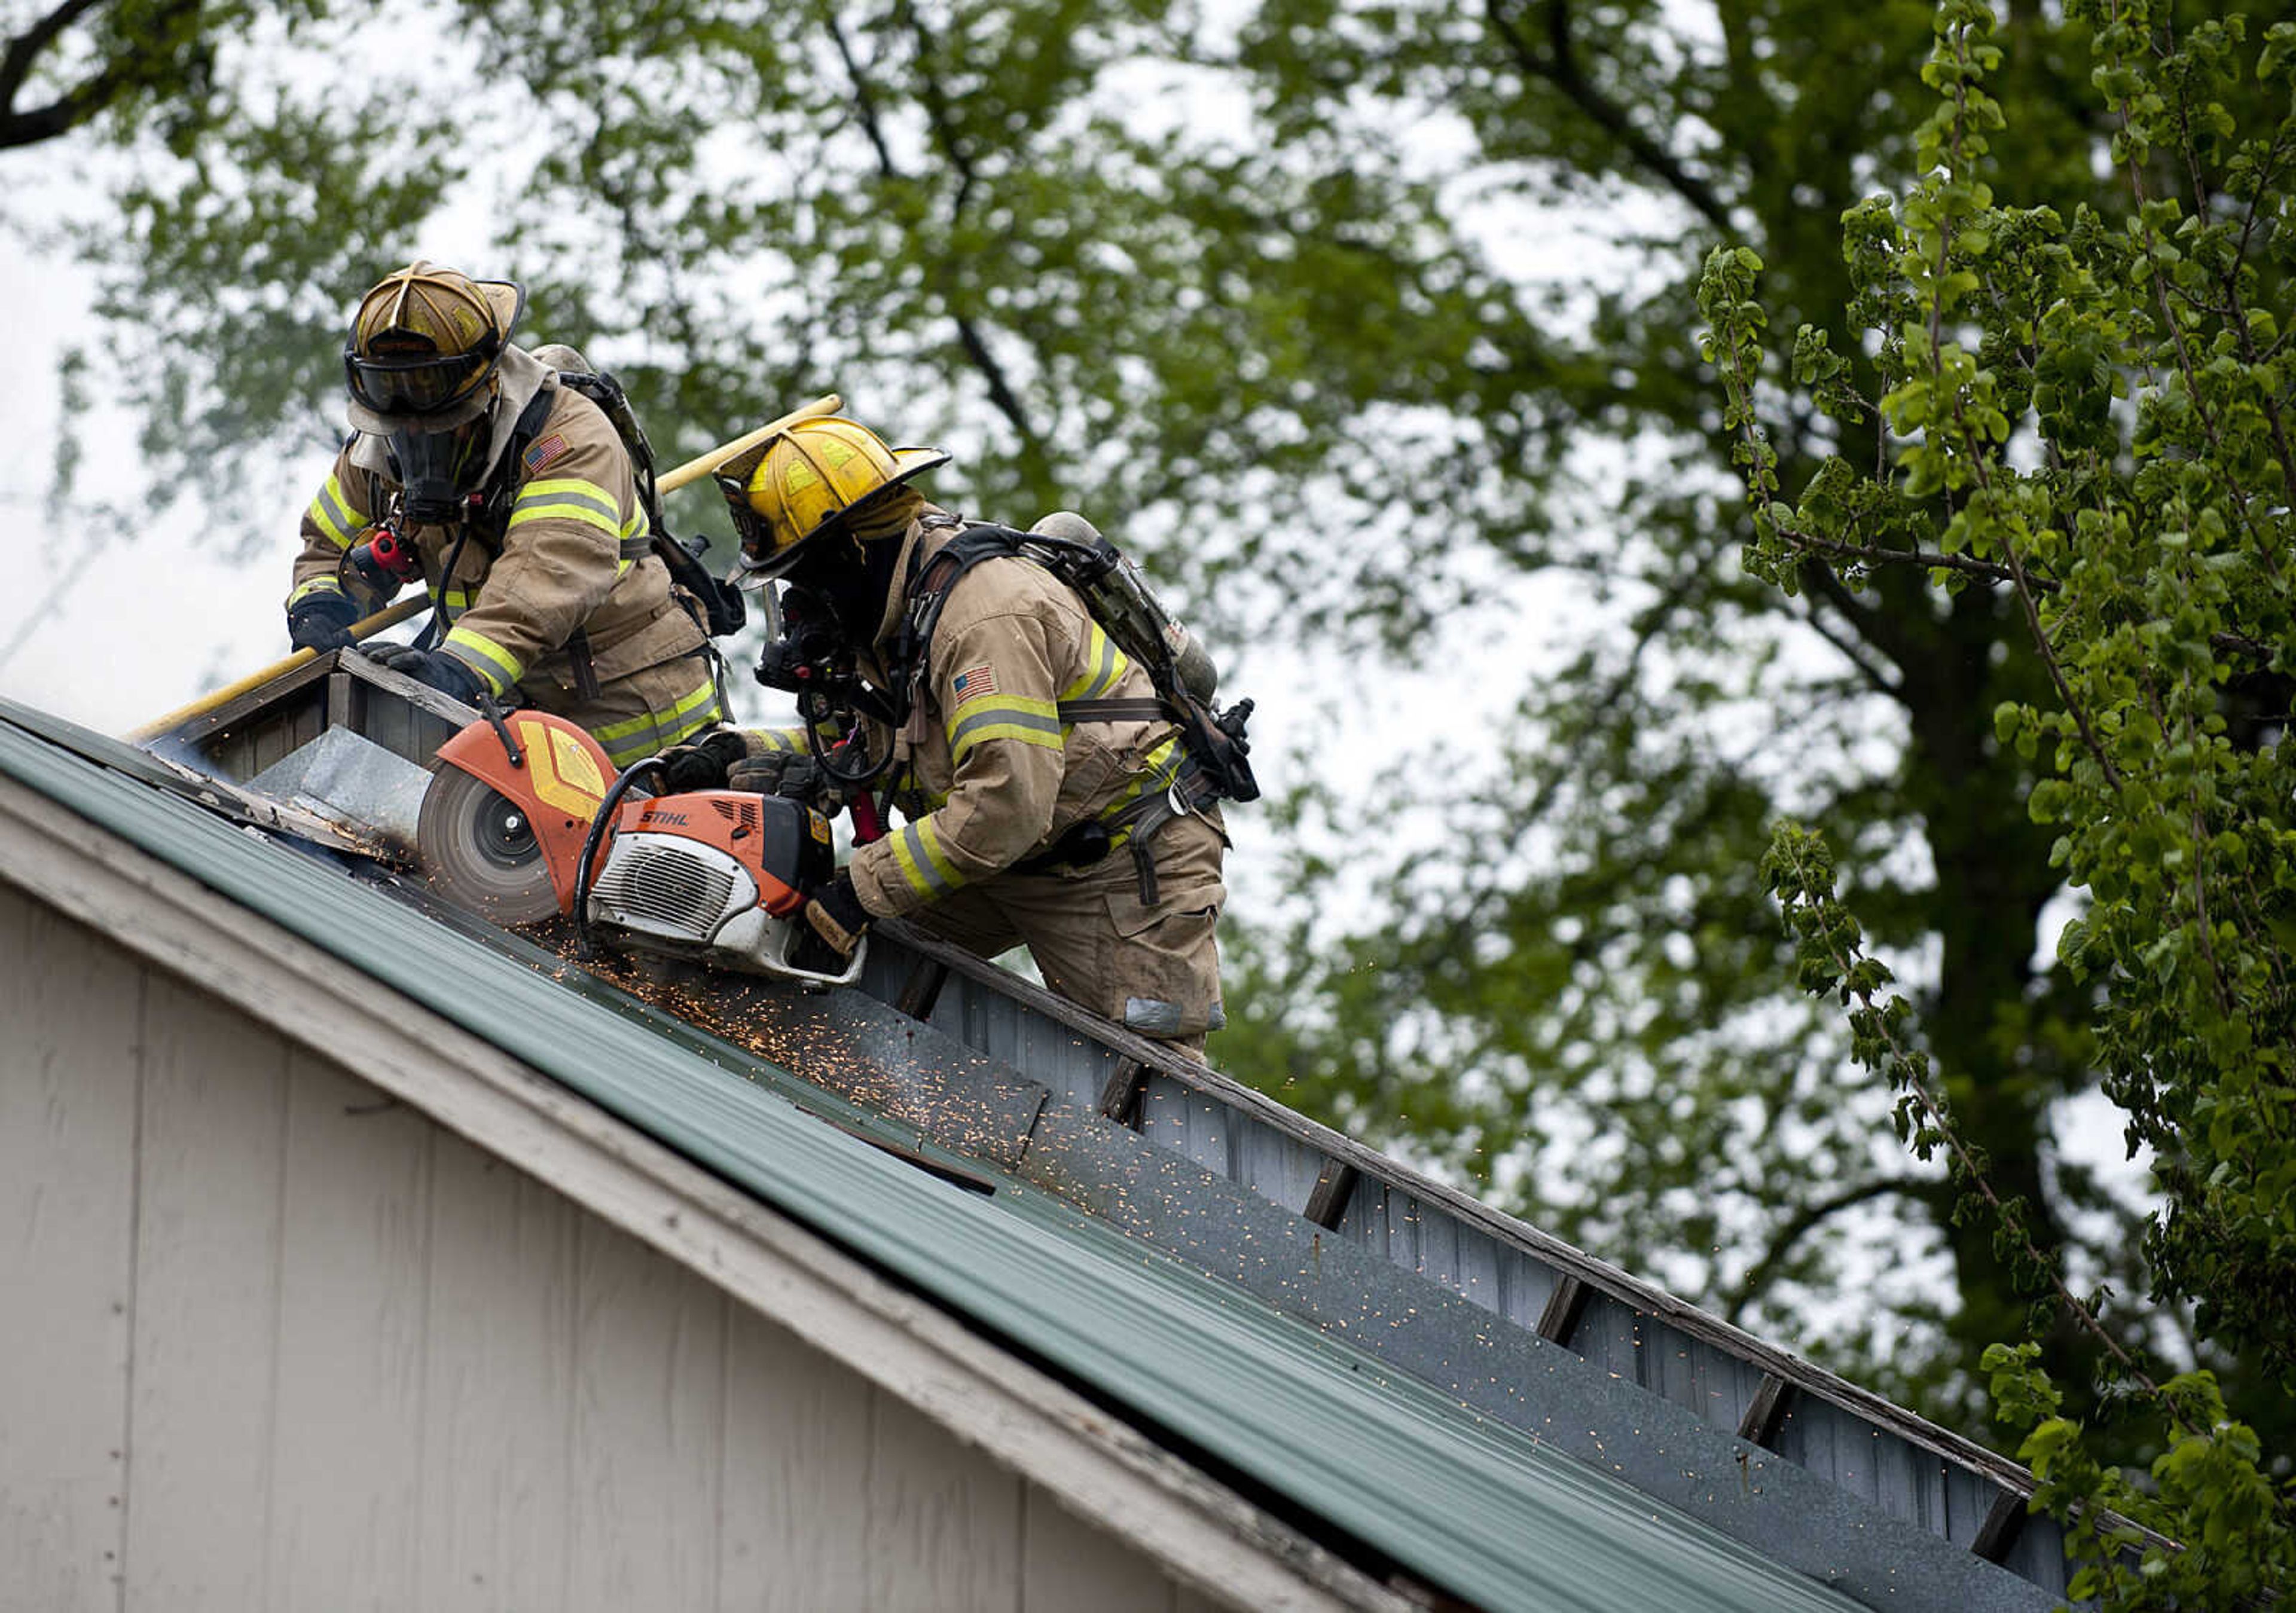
[802, 871, 870, 960]
[370, 646, 484, 705]
[286, 592, 362, 653]
[357, 640, 425, 673]
[660, 729, 753, 792]
[729, 751, 828, 806]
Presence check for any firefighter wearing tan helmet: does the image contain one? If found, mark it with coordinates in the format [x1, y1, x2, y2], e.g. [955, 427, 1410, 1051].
[671, 414, 1231, 1056]
[283, 261, 724, 768]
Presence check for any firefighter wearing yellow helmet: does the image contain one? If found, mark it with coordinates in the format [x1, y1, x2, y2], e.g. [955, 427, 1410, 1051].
[671, 414, 1229, 1056]
[282, 261, 725, 768]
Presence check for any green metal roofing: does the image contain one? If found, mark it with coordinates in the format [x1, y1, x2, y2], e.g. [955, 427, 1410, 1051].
[0, 700, 1867, 1613]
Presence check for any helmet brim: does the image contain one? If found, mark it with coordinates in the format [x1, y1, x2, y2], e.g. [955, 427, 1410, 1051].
[470, 277, 526, 344]
[346, 383, 493, 439]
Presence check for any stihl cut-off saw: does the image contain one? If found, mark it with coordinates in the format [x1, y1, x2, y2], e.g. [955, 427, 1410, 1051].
[414, 710, 864, 988]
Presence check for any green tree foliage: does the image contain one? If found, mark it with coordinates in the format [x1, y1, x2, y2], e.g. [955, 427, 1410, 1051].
[18, 0, 2296, 1456]
[1706, 0, 2296, 1591]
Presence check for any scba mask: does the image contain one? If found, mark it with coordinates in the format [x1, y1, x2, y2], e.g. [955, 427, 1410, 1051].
[385, 416, 491, 526]
[753, 584, 850, 695]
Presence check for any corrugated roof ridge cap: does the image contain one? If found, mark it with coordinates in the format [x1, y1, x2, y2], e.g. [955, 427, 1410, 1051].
[880, 919, 2056, 1500]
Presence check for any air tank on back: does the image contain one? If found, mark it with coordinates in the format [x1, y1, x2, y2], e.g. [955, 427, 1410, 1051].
[1027, 511, 1219, 705]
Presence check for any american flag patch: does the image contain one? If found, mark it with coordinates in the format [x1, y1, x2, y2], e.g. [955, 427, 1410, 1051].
[951, 663, 998, 699]
[523, 433, 569, 472]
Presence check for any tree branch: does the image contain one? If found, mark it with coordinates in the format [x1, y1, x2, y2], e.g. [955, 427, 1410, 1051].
[0, 0, 211, 150]
[0, 0, 121, 147]
[0, 0, 106, 109]
[1481, 0, 1733, 234]
[893, 1, 1043, 454]
[1722, 1177, 1935, 1325]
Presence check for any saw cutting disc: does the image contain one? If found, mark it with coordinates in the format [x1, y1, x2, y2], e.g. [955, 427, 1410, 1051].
[417, 768, 563, 924]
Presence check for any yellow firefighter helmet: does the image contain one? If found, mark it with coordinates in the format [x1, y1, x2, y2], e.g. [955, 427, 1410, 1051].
[719, 416, 948, 582]
[342, 260, 526, 431]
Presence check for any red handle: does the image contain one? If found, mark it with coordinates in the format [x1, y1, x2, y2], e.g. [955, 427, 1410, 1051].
[369, 526, 422, 581]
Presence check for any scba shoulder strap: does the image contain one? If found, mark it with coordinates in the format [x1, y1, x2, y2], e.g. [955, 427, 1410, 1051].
[894, 517, 1258, 814]
[508, 370, 749, 639]
[894, 523, 1162, 724]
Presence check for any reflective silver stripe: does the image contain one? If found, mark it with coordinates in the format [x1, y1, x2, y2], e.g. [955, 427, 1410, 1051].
[947, 702, 1064, 761]
[893, 821, 960, 898]
[512, 482, 621, 524]
[592, 675, 724, 749]
[307, 473, 367, 550]
[508, 478, 625, 542]
[443, 626, 523, 692]
[1068, 622, 1126, 702]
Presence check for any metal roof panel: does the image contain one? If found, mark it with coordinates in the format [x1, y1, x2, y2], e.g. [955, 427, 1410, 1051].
[0, 700, 1881, 1612]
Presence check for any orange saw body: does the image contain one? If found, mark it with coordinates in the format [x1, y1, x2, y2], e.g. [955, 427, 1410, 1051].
[416, 711, 861, 986]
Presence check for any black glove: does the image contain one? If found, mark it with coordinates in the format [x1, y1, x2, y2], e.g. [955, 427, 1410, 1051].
[286, 592, 362, 653]
[659, 729, 754, 792]
[357, 640, 425, 673]
[801, 870, 871, 961]
[365, 645, 484, 704]
[728, 750, 828, 805]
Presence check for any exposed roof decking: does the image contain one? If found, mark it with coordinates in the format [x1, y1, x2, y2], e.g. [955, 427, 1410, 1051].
[857, 930, 2077, 1591]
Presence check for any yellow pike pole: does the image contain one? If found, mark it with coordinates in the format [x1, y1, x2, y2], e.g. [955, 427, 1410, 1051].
[125, 394, 843, 743]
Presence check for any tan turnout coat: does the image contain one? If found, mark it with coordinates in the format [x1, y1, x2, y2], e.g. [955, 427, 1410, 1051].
[287, 349, 720, 767]
[761, 513, 1228, 1044]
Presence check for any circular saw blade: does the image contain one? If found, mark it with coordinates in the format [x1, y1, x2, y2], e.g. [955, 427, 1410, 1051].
[416, 767, 563, 924]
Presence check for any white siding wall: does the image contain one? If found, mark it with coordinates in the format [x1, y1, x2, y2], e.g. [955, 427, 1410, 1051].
[0, 884, 1219, 1613]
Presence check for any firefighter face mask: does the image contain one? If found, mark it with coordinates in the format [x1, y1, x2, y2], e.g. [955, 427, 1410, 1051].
[386, 415, 490, 526]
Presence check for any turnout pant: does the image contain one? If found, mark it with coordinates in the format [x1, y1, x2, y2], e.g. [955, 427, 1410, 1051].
[908, 811, 1227, 1058]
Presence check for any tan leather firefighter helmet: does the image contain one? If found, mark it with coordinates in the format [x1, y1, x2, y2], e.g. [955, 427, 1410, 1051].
[718, 416, 948, 582]
[342, 260, 526, 433]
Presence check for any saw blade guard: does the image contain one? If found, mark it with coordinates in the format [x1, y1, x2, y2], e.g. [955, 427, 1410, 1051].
[422, 711, 621, 918]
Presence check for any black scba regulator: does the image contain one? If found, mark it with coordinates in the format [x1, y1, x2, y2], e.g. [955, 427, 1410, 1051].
[752, 586, 851, 697]
[751, 586, 902, 788]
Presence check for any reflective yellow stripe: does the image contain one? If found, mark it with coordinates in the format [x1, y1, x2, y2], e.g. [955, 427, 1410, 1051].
[508, 477, 624, 540]
[593, 673, 726, 767]
[1096, 736, 1184, 845]
[891, 820, 961, 899]
[623, 511, 651, 575]
[602, 704, 720, 767]
[306, 473, 368, 551]
[1060, 622, 1129, 703]
[287, 576, 345, 605]
[947, 694, 1062, 766]
[590, 674, 723, 743]
[443, 626, 523, 693]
